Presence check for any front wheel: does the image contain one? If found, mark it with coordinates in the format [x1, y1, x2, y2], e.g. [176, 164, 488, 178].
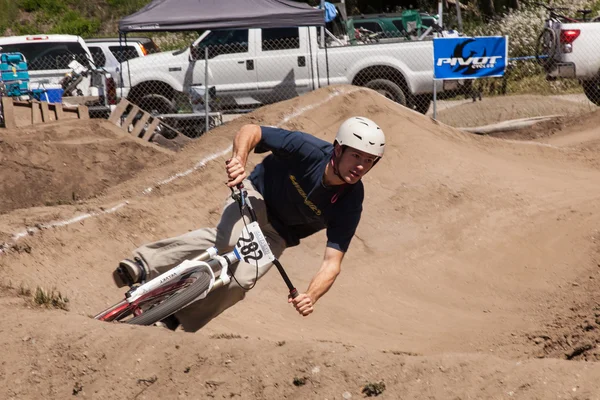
[94, 266, 213, 326]
[364, 79, 407, 106]
[126, 269, 213, 326]
[582, 80, 600, 106]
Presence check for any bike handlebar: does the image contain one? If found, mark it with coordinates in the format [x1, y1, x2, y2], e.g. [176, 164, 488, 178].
[227, 163, 298, 299]
[530, 1, 591, 19]
[530, 1, 568, 12]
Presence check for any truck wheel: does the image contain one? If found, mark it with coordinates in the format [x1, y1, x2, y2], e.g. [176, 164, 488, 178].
[365, 79, 406, 106]
[410, 94, 432, 114]
[582, 80, 600, 106]
[138, 94, 176, 115]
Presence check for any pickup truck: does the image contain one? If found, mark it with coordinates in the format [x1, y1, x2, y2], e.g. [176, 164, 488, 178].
[0, 34, 117, 115]
[543, 20, 600, 105]
[118, 26, 449, 115]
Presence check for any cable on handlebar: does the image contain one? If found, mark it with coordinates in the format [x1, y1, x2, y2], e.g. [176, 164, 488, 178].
[227, 182, 260, 292]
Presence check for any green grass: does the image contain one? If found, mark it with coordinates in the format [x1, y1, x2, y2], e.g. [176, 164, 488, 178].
[33, 286, 69, 310]
[0, 0, 20, 33]
[1, 0, 152, 37]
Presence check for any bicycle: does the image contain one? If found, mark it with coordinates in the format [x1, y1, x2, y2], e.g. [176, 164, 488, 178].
[354, 27, 382, 44]
[532, 2, 592, 72]
[94, 183, 298, 326]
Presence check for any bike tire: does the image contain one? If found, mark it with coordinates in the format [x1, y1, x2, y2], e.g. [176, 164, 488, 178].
[535, 28, 557, 71]
[126, 268, 213, 326]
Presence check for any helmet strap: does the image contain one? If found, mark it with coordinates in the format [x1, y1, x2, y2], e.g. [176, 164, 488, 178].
[331, 143, 347, 183]
[330, 146, 348, 204]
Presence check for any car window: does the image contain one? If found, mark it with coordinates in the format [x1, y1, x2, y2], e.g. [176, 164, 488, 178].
[140, 40, 160, 54]
[87, 45, 106, 67]
[421, 18, 436, 27]
[201, 30, 248, 52]
[261, 27, 300, 51]
[196, 29, 249, 59]
[108, 45, 138, 63]
[0, 42, 90, 70]
[391, 20, 405, 31]
[353, 21, 383, 33]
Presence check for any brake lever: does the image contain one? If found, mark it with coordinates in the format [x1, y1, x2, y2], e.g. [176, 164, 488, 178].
[229, 182, 247, 208]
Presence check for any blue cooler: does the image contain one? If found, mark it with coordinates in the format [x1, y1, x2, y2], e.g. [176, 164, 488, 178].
[0, 52, 29, 97]
[32, 87, 64, 103]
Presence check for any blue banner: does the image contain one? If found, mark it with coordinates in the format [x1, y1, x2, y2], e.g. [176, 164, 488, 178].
[433, 36, 508, 80]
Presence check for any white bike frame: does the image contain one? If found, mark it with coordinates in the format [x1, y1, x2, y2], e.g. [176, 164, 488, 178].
[95, 184, 298, 323]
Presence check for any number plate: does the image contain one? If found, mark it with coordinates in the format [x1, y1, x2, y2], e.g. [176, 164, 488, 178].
[234, 221, 275, 268]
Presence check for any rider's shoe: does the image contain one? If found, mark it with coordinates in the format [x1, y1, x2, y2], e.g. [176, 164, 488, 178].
[153, 314, 181, 331]
[112, 257, 148, 288]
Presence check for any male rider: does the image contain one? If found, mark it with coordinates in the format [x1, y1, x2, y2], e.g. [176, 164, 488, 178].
[113, 116, 385, 332]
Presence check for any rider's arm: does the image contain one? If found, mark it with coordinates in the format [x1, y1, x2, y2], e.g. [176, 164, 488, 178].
[306, 246, 344, 303]
[289, 247, 344, 317]
[232, 124, 262, 165]
[290, 188, 363, 315]
[228, 125, 327, 186]
[227, 124, 262, 186]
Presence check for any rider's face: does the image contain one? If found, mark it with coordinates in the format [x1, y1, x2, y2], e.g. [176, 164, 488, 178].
[336, 147, 378, 184]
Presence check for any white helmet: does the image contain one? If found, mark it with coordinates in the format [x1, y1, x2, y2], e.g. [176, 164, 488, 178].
[334, 117, 385, 158]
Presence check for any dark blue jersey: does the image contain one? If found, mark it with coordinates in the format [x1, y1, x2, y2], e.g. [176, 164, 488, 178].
[249, 126, 363, 252]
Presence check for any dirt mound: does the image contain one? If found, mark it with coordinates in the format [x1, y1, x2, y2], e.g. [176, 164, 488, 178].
[491, 107, 600, 141]
[3, 85, 600, 398]
[436, 94, 595, 128]
[0, 119, 175, 214]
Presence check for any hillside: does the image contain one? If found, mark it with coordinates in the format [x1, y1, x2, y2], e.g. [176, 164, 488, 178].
[0, 0, 152, 37]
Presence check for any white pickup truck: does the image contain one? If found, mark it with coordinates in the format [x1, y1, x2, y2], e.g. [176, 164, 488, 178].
[118, 26, 449, 115]
[543, 20, 600, 105]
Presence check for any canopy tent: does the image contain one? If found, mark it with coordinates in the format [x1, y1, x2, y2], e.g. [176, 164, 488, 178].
[119, 0, 325, 32]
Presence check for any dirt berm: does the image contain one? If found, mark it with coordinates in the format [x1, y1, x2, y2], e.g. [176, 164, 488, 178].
[1, 86, 600, 399]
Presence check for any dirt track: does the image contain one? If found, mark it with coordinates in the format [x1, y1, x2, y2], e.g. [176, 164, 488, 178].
[2, 86, 600, 399]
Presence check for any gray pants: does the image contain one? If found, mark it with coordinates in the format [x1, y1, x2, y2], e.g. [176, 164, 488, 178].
[133, 180, 286, 332]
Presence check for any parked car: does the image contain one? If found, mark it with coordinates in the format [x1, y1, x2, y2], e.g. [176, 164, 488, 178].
[347, 11, 441, 42]
[85, 37, 160, 83]
[118, 26, 453, 116]
[0, 34, 116, 114]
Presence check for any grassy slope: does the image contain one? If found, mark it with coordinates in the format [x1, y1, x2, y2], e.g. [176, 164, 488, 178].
[0, 0, 152, 37]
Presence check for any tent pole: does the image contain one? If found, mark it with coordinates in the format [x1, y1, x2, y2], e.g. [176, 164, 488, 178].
[205, 46, 209, 134]
[308, 27, 317, 90]
[320, 0, 325, 48]
[325, 35, 330, 86]
[118, 31, 125, 101]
